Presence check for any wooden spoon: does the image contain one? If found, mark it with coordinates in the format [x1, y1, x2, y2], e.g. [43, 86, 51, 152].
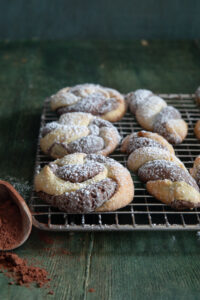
[0, 180, 32, 251]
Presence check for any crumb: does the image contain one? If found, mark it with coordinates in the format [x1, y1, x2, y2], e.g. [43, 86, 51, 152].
[61, 249, 72, 255]
[21, 58, 27, 63]
[141, 39, 149, 46]
[48, 290, 54, 295]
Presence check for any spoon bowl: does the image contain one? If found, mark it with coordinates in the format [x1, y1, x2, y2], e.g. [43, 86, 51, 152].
[0, 180, 32, 251]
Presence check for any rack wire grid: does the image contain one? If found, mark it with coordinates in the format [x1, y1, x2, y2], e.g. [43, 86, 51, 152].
[29, 94, 200, 231]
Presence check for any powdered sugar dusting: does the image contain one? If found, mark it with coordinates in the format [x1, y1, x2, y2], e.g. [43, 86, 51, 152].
[41, 122, 61, 137]
[138, 160, 199, 190]
[67, 135, 104, 153]
[127, 89, 152, 113]
[51, 91, 79, 106]
[59, 112, 93, 125]
[54, 161, 105, 183]
[153, 105, 185, 144]
[126, 136, 164, 154]
[51, 83, 123, 116]
[59, 93, 118, 115]
[41, 113, 120, 156]
[68, 83, 109, 98]
[41, 178, 117, 213]
[137, 96, 167, 118]
[136, 146, 171, 158]
[155, 106, 181, 123]
[134, 89, 152, 100]
[2, 176, 31, 201]
[128, 89, 186, 144]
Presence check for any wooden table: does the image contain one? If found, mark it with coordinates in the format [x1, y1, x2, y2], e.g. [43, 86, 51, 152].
[0, 40, 200, 299]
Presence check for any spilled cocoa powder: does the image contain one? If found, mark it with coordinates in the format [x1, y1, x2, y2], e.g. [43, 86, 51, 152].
[41, 247, 72, 257]
[38, 232, 54, 245]
[0, 252, 51, 288]
[88, 288, 96, 293]
[0, 191, 23, 250]
[0, 185, 53, 293]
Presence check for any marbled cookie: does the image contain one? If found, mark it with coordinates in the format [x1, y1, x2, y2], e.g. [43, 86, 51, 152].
[50, 83, 126, 122]
[194, 120, 200, 139]
[35, 153, 134, 213]
[121, 131, 175, 155]
[190, 156, 200, 187]
[121, 130, 200, 209]
[126, 89, 188, 144]
[195, 86, 200, 105]
[40, 112, 121, 159]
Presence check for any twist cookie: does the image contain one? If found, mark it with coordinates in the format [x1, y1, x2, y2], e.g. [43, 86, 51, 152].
[50, 83, 126, 122]
[194, 120, 200, 139]
[126, 89, 188, 144]
[121, 131, 200, 209]
[35, 153, 134, 213]
[195, 86, 200, 105]
[121, 131, 175, 155]
[40, 112, 121, 159]
[190, 156, 200, 187]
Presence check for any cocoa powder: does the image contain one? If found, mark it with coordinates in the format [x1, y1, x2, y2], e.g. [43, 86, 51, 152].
[0, 252, 51, 287]
[88, 288, 96, 293]
[38, 232, 54, 245]
[0, 193, 23, 250]
[0, 186, 53, 292]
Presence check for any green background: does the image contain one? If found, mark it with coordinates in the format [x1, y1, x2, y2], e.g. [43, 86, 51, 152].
[0, 40, 200, 299]
[0, 0, 200, 40]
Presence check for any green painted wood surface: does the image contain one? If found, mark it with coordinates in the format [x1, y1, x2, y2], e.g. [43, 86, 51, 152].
[0, 0, 200, 39]
[0, 40, 200, 299]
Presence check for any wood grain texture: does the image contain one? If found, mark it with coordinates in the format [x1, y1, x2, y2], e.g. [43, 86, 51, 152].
[0, 0, 200, 39]
[0, 40, 200, 299]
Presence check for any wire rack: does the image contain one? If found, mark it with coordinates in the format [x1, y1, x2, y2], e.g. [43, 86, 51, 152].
[29, 94, 200, 231]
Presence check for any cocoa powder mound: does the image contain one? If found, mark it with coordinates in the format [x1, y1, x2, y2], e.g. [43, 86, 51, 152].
[0, 252, 51, 287]
[0, 189, 23, 250]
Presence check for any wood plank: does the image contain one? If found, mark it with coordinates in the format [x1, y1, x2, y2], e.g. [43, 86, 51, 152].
[0, 0, 200, 40]
[86, 232, 200, 299]
[0, 40, 200, 299]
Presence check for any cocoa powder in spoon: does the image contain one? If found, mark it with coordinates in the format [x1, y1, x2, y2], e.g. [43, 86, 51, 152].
[0, 186, 52, 290]
[0, 196, 23, 250]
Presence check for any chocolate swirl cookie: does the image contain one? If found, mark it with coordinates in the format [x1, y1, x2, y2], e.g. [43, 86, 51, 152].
[195, 86, 200, 105]
[50, 83, 126, 122]
[194, 120, 200, 139]
[121, 131, 200, 209]
[40, 112, 121, 159]
[190, 156, 200, 187]
[34, 153, 134, 213]
[126, 89, 188, 144]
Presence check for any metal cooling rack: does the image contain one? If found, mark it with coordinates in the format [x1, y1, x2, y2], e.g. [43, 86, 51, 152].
[29, 94, 200, 231]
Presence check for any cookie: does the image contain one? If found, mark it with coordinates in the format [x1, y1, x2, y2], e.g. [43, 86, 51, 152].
[147, 180, 200, 209]
[35, 153, 134, 213]
[121, 130, 200, 209]
[194, 120, 200, 139]
[195, 87, 200, 105]
[121, 131, 175, 155]
[190, 155, 200, 187]
[40, 112, 121, 158]
[126, 89, 188, 144]
[50, 83, 126, 122]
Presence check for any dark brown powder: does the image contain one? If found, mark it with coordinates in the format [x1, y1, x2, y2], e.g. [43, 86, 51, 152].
[0, 196, 23, 250]
[0, 252, 51, 288]
[88, 288, 96, 293]
[48, 290, 54, 295]
[38, 232, 54, 245]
